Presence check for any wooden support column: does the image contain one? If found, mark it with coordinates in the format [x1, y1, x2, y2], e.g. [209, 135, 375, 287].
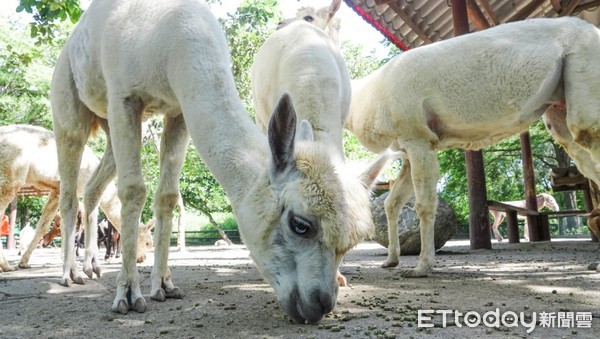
[506, 211, 520, 243]
[7, 197, 17, 250]
[451, 0, 492, 250]
[520, 132, 542, 241]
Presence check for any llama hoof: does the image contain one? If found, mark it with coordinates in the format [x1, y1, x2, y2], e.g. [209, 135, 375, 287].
[113, 299, 129, 315]
[93, 266, 102, 278]
[587, 262, 599, 271]
[84, 267, 94, 279]
[73, 275, 86, 285]
[381, 259, 399, 268]
[1, 265, 16, 272]
[165, 287, 185, 299]
[18, 262, 30, 269]
[132, 297, 147, 313]
[59, 278, 72, 287]
[151, 289, 166, 302]
[400, 268, 429, 278]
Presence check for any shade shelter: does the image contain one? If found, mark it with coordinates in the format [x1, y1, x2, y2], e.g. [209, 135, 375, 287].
[343, 0, 600, 247]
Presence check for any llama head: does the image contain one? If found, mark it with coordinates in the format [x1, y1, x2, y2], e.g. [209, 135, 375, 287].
[235, 93, 385, 324]
[136, 219, 155, 263]
[277, 0, 342, 43]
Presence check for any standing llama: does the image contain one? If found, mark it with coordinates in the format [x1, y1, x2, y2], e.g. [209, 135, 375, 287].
[52, 0, 384, 323]
[345, 17, 600, 277]
[252, 0, 370, 286]
[489, 193, 559, 241]
[0, 125, 154, 275]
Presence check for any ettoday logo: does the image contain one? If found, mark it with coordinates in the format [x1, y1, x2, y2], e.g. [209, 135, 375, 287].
[417, 309, 593, 334]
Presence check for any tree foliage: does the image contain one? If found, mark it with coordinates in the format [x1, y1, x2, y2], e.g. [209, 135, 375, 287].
[0, 19, 59, 128]
[17, 0, 82, 45]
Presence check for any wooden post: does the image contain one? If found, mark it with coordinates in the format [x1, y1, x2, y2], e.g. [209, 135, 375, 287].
[451, 0, 492, 250]
[466, 150, 492, 249]
[7, 197, 17, 250]
[520, 132, 541, 241]
[506, 211, 520, 243]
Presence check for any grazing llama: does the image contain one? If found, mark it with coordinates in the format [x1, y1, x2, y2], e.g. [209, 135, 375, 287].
[345, 17, 600, 277]
[252, 0, 370, 286]
[52, 0, 383, 323]
[0, 125, 153, 275]
[489, 193, 559, 241]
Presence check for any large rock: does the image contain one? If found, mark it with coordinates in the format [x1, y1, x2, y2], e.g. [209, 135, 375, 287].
[371, 193, 457, 255]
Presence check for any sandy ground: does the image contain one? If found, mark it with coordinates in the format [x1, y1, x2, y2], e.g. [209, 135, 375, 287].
[1, 238, 599, 338]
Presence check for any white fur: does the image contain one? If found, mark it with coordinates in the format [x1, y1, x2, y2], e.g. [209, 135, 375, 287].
[252, 1, 349, 159]
[252, 1, 389, 287]
[345, 17, 600, 277]
[0, 125, 153, 274]
[51, 0, 384, 323]
[18, 223, 35, 254]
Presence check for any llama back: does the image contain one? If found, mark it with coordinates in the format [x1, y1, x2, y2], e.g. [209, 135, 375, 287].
[62, 0, 234, 120]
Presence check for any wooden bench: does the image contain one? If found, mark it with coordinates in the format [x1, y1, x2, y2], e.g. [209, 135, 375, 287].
[487, 200, 539, 243]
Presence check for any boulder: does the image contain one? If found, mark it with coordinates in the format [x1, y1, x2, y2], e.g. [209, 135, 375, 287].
[371, 193, 457, 255]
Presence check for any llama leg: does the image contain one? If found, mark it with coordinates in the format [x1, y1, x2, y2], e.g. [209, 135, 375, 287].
[105, 95, 147, 314]
[54, 129, 93, 286]
[84, 120, 117, 276]
[402, 146, 439, 278]
[83, 206, 100, 278]
[563, 40, 600, 165]
[490, 211, 505, 242]
[382, 155, 414, 268]
[19, 192, 59, 268]
[0, 192, 17, 272]
[150, 114, 189, 302]
[0, 249, 14, 272]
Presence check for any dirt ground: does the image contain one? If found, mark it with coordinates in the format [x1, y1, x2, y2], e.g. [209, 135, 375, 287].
[1, 238, 599, 339]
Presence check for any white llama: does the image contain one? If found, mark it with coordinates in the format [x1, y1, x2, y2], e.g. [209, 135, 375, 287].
[252, 0, 364, 286]
[345, 17, 600, 277]
[51, 0, 384, 324]
[252, 0, 348, 159]
[0, 125, 154, 275]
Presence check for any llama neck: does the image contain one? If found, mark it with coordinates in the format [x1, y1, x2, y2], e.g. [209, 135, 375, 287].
[98, 184, 124, 231]
[181, 96, 268, 205]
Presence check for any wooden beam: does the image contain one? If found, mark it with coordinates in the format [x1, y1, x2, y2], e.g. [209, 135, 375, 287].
[507, 0, 546, 22]
[478, 0, 499, 25]
[374, 0, 393, 5]
[574, 0, 600, 13]
[467, 0, 491, 30]
[560, 0, 582, 16]
[549, 0, 562, 13]
[387, 2, 433, 44]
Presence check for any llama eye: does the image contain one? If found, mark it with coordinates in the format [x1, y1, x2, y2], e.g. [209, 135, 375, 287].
[303, 15, 314, 22]
[290, 215, 312, 236]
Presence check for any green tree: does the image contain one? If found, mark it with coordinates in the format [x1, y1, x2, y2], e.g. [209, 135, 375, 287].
[17, 0, 82, 45]
[0, 18, 62, 128]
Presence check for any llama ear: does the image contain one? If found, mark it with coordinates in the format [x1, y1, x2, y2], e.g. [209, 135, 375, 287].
[268, 93, 297, 175]
[358, 150, 396, 188]
[328, 0, 342, 20]
[141, 218, 156, 231]
[297, 120, 314, 142]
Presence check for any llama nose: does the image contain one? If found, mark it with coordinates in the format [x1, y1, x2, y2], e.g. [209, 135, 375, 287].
[318, 289, 335, 315]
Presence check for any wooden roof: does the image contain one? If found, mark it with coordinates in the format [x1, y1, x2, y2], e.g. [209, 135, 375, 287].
[343, 0, 600, 50]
